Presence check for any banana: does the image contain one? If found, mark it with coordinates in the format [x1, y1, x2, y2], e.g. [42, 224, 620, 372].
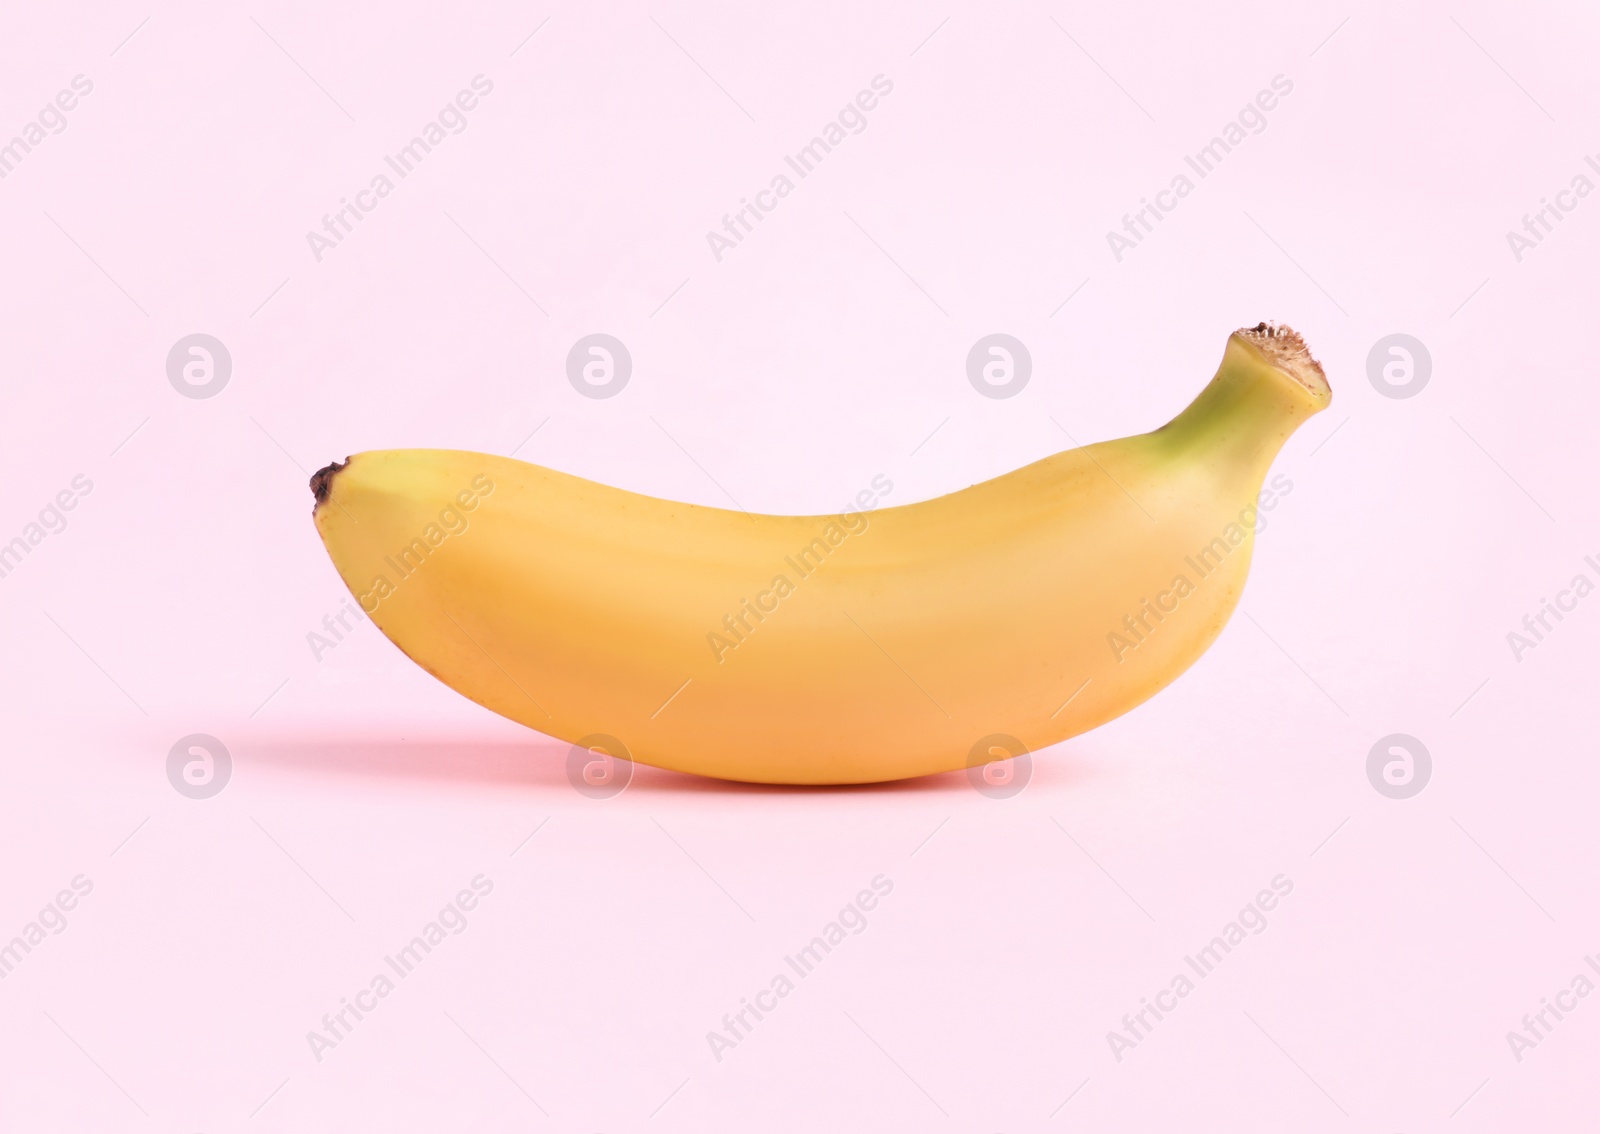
[312, 323, 1329, 784]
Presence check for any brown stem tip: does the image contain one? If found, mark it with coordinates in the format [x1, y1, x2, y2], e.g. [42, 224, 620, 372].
[1234, 321, 1330, 402]
[310, 459, 349, 511]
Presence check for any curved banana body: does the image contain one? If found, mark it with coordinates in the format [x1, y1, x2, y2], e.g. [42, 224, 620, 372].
[312, 325, 1329, 783]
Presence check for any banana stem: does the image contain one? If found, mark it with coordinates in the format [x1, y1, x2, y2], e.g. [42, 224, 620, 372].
[1153, 323, 1330, 475]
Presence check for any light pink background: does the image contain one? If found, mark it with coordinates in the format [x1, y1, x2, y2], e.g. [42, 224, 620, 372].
[2, 2, 1597, 1130]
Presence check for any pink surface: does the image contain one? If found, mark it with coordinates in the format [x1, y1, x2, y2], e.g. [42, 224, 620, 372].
[2, 2, 1597, 1130]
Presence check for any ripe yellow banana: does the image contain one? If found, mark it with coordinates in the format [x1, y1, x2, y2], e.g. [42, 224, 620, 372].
[312, 323, 1328, 784]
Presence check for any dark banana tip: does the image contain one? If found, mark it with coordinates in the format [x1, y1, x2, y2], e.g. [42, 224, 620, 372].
[310, 458, 349, 511]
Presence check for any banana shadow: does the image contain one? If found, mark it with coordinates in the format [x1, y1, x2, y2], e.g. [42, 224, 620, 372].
[238, 735, 1090, 796]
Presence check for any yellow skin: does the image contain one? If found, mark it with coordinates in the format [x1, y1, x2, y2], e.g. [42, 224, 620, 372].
[313, 325, 1329, 784]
